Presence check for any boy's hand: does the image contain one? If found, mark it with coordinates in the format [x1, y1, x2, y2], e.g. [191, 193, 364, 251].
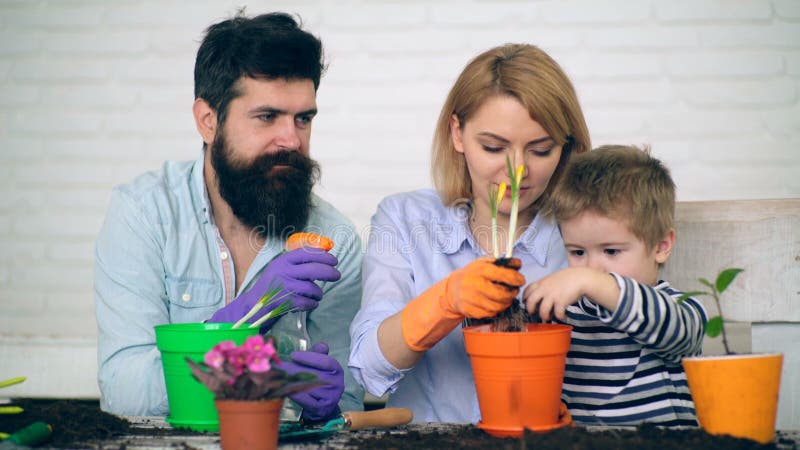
[524, 267, 620, 321]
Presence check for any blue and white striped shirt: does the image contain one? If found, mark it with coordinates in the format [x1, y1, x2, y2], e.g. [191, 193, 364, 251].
[559, 273, 708, 426]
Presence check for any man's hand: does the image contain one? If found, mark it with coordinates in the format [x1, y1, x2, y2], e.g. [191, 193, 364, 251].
[208, 248, 341, 326]
[279, 342, 344, 422]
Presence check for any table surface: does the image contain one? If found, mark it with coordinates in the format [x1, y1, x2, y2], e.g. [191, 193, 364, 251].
[58, 417, 797, 450]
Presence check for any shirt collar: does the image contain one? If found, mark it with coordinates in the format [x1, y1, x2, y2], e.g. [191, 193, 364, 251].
[189, 151, 213, 224]
[436, 200, 558, 266]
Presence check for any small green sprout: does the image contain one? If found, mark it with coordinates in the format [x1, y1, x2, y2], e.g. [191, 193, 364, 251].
[678, 268, 744, 355]
[0, 376, 26, 415]
[232, 286, 296, 329]
[504, 154, 524, 258]
[489, 182, 507, 259]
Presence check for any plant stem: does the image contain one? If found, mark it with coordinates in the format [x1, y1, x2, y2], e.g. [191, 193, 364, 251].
[713, 290, 731, 355]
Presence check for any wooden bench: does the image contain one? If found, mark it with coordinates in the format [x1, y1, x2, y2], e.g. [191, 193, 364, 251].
[661, 199, 800, 430]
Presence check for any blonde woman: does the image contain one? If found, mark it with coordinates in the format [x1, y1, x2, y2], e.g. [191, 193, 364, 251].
[349, 44, 591, 423]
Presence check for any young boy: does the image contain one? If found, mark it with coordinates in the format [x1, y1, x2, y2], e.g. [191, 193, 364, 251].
[524, 145, 707, 426]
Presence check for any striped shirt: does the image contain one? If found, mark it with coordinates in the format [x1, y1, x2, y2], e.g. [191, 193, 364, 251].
[559, 273, 708, 426]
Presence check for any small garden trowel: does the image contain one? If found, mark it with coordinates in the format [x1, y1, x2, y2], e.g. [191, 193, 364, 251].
[279, 407, 413, 441]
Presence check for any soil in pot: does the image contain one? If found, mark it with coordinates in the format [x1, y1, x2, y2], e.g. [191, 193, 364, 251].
[464, 257, 541, 332]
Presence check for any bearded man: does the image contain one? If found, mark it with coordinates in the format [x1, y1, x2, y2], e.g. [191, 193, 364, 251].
[94, 12, 363, 421]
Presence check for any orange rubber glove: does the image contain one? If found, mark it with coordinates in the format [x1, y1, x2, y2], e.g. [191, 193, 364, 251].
[401, 258, 525, 352]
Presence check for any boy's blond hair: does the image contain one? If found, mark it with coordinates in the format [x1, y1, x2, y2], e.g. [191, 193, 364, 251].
[545, 145, 675, 250]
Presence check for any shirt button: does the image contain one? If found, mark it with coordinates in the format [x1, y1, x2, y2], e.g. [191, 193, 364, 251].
[182, 293, 191, 302]
[220, 251, 229, 260]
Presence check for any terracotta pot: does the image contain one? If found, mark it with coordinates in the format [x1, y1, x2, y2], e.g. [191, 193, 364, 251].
[463, 323, 572, 437]
[682, 353, 783, 444]
[215, 398, 283, 450]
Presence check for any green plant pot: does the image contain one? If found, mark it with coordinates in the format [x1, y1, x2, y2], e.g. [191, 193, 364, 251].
[154, 322, 258, 432]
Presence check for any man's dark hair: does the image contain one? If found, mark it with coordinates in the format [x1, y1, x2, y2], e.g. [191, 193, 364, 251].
[194, 11, 325, 126]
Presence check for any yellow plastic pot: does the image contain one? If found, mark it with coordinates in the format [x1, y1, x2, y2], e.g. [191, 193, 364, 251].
[682, 353, 783, 444]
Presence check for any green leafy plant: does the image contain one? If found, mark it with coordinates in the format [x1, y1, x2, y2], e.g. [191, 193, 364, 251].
[678, 268, 744, 355]
[0, 376, 25, 415]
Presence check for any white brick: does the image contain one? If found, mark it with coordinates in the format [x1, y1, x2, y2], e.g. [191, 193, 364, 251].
[103, 111, 193, 134]
[585, 26, 699, 49]
[687, 137, 799, 163]
[324, 55, 428, 83]
[39, 85, 137, 108]
[0, 216, 9, 234]
[11, 58, 109, 82]
[789, 53, 800, 75]
[583, 108, 647, 138]
[7, 111, 103, 134]
[0, 288, 45, 314]
[0, 4, 104, 28]
[362, 30, 466, 53]
[145, 28, 200, 54]
[645, 110, 763, 137]
[465, 28, 582, 52]
[47, 241, 96, 263]
[44, 31, 149, 55]
[675, 79, 797, 106]
[12, 213, 104, 238]
[667, 52, 783, 77]
[0, 240, 47, 263]
[701, 23, 800, 48]
[579, 80, 674, 107]
[45, 290, 95, 314]
[323, 4, 427, 28]
[104, 3, 218, 28]
[559, 52, 663, 80]
[0, 137, 43, 160]
[13, 161, 123, 186]
[0, 187, 43, 211]
[318, 31, 364, 54]
[541, 0, 650, 23]
[111, 57, 194, 83]
[655, 0, 771, 21]
[774, 0, 800, 19]
[431, 3, 533, 26]
[0, 84, 40, 106]
[0, 31, 40, 54]
[763, 108, 800, 135]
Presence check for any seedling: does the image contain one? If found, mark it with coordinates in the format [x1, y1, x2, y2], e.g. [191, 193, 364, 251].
[678, 268, 744, 355]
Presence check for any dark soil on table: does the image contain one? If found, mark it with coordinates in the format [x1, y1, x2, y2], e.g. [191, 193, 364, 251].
[1, 399, 794, 449]
[344, 424, 789, 450]
[1, 398, 202, 448]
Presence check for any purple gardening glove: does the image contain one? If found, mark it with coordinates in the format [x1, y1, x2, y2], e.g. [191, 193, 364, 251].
[279, 342, 345, 423]
[208, 248, 341, 328]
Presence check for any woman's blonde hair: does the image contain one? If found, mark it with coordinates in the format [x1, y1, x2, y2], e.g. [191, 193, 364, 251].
[431, 44, 590, 209]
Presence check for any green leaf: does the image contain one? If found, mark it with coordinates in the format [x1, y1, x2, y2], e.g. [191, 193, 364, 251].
[698, 278, 714, 290]
[715, 268, 744, 294]
[706, 316, 723, 338]
[676, 291, 708, 303]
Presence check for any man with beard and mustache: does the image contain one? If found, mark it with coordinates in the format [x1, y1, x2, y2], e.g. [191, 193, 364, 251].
[94, 11, 364, 422]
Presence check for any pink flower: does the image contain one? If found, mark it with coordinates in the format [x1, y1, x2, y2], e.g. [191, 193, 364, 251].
[247, 354, 272, 373]
[203, 348, 225, 369]
[243, 335, 266, 353]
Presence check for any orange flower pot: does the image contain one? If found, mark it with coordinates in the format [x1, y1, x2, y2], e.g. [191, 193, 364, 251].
[682, 353, 783, 444]
[463, 323, 572, 437]
[215, 398, 283, 450]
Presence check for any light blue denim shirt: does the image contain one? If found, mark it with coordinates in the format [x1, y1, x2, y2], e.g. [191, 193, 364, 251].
[348, 189, 568, 423]
[95, 153, 364, 417]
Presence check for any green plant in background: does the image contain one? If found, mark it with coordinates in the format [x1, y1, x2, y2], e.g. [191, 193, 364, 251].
[678, 268, 744, 355]
[0, 376, 26, 417]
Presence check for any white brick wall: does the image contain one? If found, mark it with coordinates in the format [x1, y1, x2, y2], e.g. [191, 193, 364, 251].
[1, 0, 798, 410]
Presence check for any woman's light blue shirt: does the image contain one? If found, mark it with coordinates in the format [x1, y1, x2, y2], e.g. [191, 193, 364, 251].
[348, 189, 567, 423]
